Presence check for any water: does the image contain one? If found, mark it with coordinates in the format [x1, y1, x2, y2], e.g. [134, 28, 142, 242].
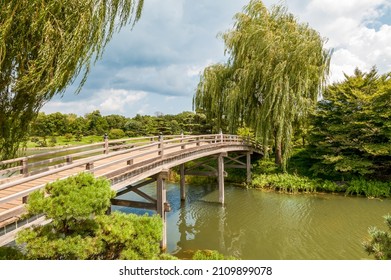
[113, 183, 391, 260]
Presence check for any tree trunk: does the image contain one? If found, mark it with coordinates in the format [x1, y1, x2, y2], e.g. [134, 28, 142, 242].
[274, 134, 283, 167]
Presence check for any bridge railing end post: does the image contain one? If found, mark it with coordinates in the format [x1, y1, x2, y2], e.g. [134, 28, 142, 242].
[158, 133, 164, 157]
[20, 158, 28, 176]
[103, 133, 109, 154]
[86, 162, 94, 174]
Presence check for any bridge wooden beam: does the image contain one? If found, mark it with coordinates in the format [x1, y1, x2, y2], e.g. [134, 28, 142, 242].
[218, 153, 225, 204]
[180, 164, 185, 201]
[116, 178, 156, 197]
[111, 199, 156, 211]
[224, 154, 247, 166]
[247, 152, 252, 184]
[157, 169, 169, 250]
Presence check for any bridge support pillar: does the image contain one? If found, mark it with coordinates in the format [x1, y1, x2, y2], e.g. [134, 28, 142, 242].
[246, 152, 252, 184]
[218, 153, 225, 204]
[180, 164, 186, 201]
[157, 169, 169, 250]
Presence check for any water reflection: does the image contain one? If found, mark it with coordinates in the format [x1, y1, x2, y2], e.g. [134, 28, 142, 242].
[113, 182, 391, 260]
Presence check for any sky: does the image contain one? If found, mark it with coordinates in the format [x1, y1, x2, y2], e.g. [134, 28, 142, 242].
[42, 0, 391, 118]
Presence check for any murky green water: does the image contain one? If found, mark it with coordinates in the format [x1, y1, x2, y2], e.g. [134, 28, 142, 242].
[114, 183, 391, 260]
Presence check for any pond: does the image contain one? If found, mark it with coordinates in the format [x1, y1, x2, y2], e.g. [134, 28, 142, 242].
[114, 183, 391, 260]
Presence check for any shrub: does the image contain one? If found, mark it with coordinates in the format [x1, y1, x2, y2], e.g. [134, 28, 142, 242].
[346, 179, 390, 198]
[253, 159, 279, 175]
[109, 129, 125, 140]
[0, 246, 25, 260]
[64, 133, 73, 142]
[192, 250, 238, 260]
[251, 173, 316, 194]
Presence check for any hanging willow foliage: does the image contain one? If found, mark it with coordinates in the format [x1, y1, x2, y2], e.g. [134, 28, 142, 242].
[0, 0, 144, 160]
[194, 0, 331, 169]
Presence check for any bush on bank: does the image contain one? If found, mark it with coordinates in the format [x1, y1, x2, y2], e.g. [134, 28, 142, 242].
[250, 159, 390, 198]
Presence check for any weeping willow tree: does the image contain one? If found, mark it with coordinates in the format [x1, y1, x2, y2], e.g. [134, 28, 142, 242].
[194, 0, 331, 169]
[0, 0, 144, 160]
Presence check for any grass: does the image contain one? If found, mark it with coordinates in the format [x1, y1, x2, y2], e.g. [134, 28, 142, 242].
[27, 135, 109, 149]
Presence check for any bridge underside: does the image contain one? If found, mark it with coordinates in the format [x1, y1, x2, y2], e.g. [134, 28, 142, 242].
[110, 150, 253, 250]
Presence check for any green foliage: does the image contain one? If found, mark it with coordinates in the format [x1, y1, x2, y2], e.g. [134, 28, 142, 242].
[237, 127, 255, 140]
[345, 179, 390, 198]
[253, 159, 280, 175]
[28, 110, 212, 143]
[308, 68, 391, 180]
[363, 215, 391, 260]
[251, 157, 346, 194]
[252, 173, 317, 194]
[194, 0, 331, 169]
[0, 246, 26, 260]
[49, 136, 57, 147]
[192, 250, 238, 260]
[0, 0, 144, 161]
[16, 173, 165, 260]
[25, 173, 114, 223]
[64, 133, 73, 142]
[109, 129, 126, 140]
[85, 110, 109, 136]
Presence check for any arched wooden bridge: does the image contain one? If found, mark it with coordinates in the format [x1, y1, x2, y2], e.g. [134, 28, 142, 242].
[0, 134, 262, 247]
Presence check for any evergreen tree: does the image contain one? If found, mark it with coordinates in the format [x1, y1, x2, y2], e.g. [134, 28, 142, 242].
[308, 68, 391, 180]
[16, 173, 164, 260]
[363, 215, 391, 260]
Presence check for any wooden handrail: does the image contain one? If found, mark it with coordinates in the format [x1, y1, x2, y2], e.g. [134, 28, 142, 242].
[0, 134, 262, 220]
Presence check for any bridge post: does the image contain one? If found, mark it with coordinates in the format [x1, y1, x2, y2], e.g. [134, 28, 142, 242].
[246, 152, 252, 184]
[20, 158, 28, 176]
[103, 133, 109, 154]
[157, 169, 169, 250]
[158, 133, 164, 157]
[180, 132, 185, 149]
[218, 153, 225, 204]
[180, 164, 186, 201]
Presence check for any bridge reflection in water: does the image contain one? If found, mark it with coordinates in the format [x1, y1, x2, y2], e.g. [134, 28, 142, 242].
[0, 134, 262, 248]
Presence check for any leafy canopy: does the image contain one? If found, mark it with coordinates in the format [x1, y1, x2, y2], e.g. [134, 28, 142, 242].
[0, 0, 144, 160]
[308, 68, 391, 180]
[194, 0, 331, 169]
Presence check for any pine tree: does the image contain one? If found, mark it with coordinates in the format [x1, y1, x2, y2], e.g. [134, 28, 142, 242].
[16, 173, 164, 260]
[363, 215, 391, 260]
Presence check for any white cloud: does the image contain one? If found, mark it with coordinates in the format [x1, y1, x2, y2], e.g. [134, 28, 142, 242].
[286, 0, 391, 82]
[99, 89, 147, 113]
[42, 0, 391, 116]
[329, 49, 367, 82]
[43, 89, 148, 116]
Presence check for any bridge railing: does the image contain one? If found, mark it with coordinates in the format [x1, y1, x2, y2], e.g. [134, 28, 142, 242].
[0, 135, 252, 193]
[0, 134, 247, 183]
[0, 136, 161, 182]
[0, 134, 249, 181]
[0, 134, 259, 226]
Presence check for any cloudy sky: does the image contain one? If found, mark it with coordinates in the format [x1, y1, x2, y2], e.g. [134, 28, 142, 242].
[42, 0, 391, 117]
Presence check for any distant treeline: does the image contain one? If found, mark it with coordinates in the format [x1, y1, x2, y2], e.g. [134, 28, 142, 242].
[30, 110, 215, 140]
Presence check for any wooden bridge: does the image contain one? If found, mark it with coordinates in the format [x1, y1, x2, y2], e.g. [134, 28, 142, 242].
[0, 134, 262, 247]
